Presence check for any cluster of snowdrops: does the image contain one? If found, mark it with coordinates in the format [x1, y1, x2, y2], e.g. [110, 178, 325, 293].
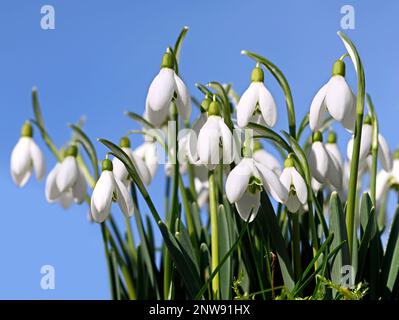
[9, 28, 399, 300]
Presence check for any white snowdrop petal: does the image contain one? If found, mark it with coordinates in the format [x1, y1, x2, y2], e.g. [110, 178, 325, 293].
[325, 143, 343, 170]
[279, 167, 293, 191]
[309, 83, 328, 131]
[378, 134, 393, 172]
[72, 169, 87, 204]
[144, 100, 169, 127]
[91, 171, 115, 223]
[376, 170, 390, 207]
[256, 161, 288, 203]
[45, 163, 62, 202]
[257, 83, 277, 127]
[392, 160, 399, 183]
[29, 139, 45, 180]
[10, 137, 32, 181]
[147, 68, 176, 112]
[13, 169, 32, 188]
[56, 156, 79, 193]
[325, 76, 354, 123]
[114, 176, 134, 218]
[132, 154, 152, 185]
[225, 159, 252, 203]
[291, 168, 308, 205]
[341, 92, 356, 132]
[286, 194, 301, 213]
[219, 118, 234, 165]
[174, 74, 191, 120]
[307, 142, 329, 183]
[253, 149, 281, 175]
[237, 82, 259, 128]
[360, 124, 373, 162]
[59, 191, 74, 209]
[235, 190, 260, 223]
[112, 156, 128, 182]
[197, 116, 221, 169]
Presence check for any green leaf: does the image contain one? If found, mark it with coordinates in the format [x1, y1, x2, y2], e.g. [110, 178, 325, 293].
[218, 204, 232, 299]
[257, 192, 295, 292]
[175, 225, 200, 276]
[381, 206, 399, 298]
[208, 81, 234, 131]
[328, 192, 350, 289]
[125, 111, 155, 130]
[31, 88, 61, 161]
[173, 26, 189, 64]
[69, 124, 100, 180]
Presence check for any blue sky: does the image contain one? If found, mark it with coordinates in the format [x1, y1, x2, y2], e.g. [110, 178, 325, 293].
[1, 1, 398, 299]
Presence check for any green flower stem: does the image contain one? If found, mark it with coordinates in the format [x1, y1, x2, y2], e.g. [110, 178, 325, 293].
[292, 212, 301, 280]
[163, 106, 179, 300]
[338, 40, 365, 258]
[209, 169, 220, 299]
[367, 94, 378, 205]
[100, 223, 116, 300]
[125, 216, 138, 265]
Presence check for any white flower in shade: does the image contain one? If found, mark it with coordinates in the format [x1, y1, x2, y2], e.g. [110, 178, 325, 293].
[133, 141, 158, 183]
[145, 50, 191, 124]
[309, 59, 356, 132]
[346, 115, 393, 172]
[226, 155, 288, 222]
[280, 157, 308, 213]
[197, 100, 235, 170]
[194, 165, 209, 208]
[237, 65, 277, 128]
[10, 122, 45, 187]
[252, 141, 281, 175]
[376, 151, 399, 208]
[325, 131, 344, 190]
[112, 137, 151, 186]
[307, 131, 342, 190]
[91, 159, 133, 223]
[45, 145, 87, 205]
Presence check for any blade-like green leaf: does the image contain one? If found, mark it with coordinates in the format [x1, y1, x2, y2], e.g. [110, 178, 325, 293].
[218, 204, 232, 299]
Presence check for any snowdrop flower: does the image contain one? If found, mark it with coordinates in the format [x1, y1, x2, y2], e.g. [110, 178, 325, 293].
[11, 122, 45, 187]
[309, 59, 356, 132]
[145, 50, 191, 125]
[237, 65, 277, 128]
[325, 131, 344, 190]
[45, 145, 87, 205]
[252, 141, 281, 175]
[226, 146, 288, 222]
[133, 141, 159, 184]
[307, 131, 342, 190]
[280, 156, 308, 213]
[112, 137, 151, 186]
[194, 165, 209, 208]
[91, 158, 133, 223]
[197, 99, 235, 169]
[376, 150, 399, 208]
[346, 115, 392, 172]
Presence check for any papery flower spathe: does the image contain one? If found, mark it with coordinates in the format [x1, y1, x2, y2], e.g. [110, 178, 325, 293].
[197, 99, 235, 169]
[11, 122, 45, 187]
[309, 59, 356, 132]
[346, 115, 393, 172]
[45, 145, 87, 205]
[279, 156, 308, 213]
[237, 65, 277, 128]
[113, 137, 151, 186]
[91, 158, 133, 223]
[226, 151, 287, 222]
[145, 50, 191, 125]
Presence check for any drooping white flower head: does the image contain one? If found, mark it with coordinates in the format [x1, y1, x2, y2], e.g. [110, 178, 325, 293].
[237, 65, 277, 128]
[11, 122, 45, 187]
[346, 115, 393, 172]
[307, 131, 342, 190]
[112, 137, 151, 186]
[279, 156, 308, 213]
[197, 99, 235, 169]
[309, 59, 356, 132]
[45, 145, 87, 205]
[226, 152, 287, 222]
[145, 50, 191, 126]
[133, 141, 159, 183]
[91, 158, 133, 223]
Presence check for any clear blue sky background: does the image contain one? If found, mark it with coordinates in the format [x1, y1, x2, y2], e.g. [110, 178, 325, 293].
[1, 0, 398, 299]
